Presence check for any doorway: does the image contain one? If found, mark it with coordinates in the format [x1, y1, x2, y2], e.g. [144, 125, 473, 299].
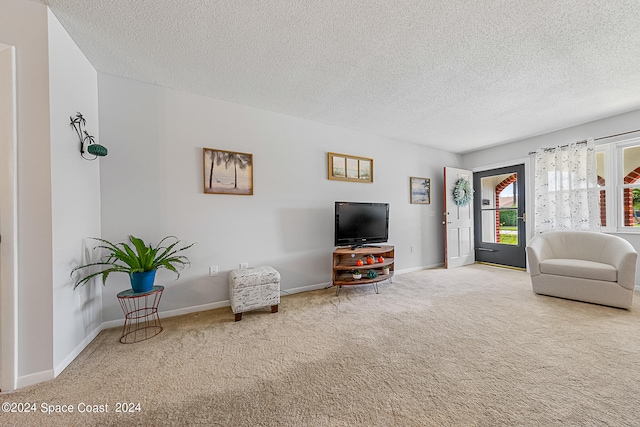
[473, 164, 526, 269]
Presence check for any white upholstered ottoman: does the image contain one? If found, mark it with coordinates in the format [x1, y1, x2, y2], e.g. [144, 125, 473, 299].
[229, 266, 280, 321]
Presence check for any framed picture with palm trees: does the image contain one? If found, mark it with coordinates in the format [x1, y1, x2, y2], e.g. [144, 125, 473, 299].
[203, 148, 253, 195]
[410, 176, 430, 204]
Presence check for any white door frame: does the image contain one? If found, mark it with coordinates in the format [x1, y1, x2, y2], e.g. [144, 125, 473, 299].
[0, 43, 17, 392]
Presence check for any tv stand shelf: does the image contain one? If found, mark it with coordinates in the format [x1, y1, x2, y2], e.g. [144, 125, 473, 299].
[332, 245, 394, 295]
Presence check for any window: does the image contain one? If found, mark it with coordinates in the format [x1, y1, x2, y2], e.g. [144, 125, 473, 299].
[621, 144, 640, 228]
[480, 173, 518, 245]
[596, 138, 640, 231]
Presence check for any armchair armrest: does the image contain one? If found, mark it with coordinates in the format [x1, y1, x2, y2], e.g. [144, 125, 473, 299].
[526, 234, 552, 276]
[602, 237, 638, 291]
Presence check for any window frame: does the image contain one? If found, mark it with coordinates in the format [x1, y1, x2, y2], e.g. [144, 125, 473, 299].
[597, 137, 640, 232]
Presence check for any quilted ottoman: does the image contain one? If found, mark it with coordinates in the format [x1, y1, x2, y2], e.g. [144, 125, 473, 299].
[229, 266, 280, 321]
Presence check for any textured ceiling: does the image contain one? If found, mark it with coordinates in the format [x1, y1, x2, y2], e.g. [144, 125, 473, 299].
[37, 0, 640, 153]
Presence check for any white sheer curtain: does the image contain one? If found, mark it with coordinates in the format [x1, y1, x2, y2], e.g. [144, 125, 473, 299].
[534, 138, 600, 233]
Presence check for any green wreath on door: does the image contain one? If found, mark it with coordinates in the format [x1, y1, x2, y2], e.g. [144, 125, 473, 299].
[453, 177, 472, 206]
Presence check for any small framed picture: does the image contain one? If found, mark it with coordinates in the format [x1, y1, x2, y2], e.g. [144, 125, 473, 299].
[410, 177, 430, 204]
[328, 152, 373, 183]
[203, 148, 253, 195]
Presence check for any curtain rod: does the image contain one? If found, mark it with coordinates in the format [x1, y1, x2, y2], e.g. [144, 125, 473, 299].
[594, 128, 640, 141]
[528, 129, 640, 155]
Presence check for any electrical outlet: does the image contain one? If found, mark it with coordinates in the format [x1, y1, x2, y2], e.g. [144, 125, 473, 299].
[209, 266, 218, 276]
[239, 262, 249, 268]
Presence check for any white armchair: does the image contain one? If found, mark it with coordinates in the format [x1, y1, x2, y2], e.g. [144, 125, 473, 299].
[526, 231, 637, 309]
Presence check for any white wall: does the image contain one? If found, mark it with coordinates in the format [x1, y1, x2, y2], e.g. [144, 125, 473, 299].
[97, 74, 460, 321]
[47, 9, 102, 376]
[0, 0, 103, 390]
[0, 0, 54, 387]
[462, 108, 640, 285]
[462, 109, 640, 170]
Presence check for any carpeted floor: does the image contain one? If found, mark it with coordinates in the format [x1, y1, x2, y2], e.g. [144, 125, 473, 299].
[2, 264, 639, 426]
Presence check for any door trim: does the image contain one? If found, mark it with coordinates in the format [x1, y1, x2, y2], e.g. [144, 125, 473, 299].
[0, 44, 17, 392]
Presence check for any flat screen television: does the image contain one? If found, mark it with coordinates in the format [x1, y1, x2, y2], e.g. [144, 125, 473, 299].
[334, 202, 389, 248]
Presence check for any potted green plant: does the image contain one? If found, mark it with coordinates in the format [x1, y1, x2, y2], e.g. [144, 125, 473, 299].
[72, 235, 193, 293]
[350, 269, 361, 280]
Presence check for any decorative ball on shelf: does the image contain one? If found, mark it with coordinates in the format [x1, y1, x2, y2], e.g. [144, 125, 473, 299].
[453, 177, 473, 206]
[367, 270, 378, 279]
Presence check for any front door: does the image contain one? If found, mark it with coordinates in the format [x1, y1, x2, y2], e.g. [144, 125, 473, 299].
[473, 164, 526, 269]
[444, 167, 475, 268]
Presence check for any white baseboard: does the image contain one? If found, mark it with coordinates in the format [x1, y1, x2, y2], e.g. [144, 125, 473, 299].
[54, 323, 103, 377]
[395, 263, 444, 274]
[160, 300, 232, 319]
[101, 299, 232, 330]
[99, 267, 444, 331]
[281, 282, 332, 295]
[103, 278, 385, 329]
[281, 266, 444, 296]
[28, 267, 443, 390]
[16, 369, 54, 389]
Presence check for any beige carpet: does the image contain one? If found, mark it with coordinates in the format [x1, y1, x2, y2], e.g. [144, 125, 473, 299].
[2, 264, 640, 426]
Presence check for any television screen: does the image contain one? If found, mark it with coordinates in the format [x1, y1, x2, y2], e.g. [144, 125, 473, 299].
[334, 202, 389, 248]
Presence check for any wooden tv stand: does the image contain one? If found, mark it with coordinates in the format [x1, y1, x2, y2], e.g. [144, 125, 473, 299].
[332, 245, 394, 295]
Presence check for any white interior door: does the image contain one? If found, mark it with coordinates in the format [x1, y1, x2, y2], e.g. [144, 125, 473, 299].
[444, 167, 474, 268]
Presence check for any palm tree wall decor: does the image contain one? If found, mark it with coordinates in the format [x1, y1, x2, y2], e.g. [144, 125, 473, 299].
[203, 148, 253, 195]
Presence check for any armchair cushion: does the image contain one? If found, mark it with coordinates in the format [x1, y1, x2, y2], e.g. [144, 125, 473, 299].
[539, 259, 617, 282]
